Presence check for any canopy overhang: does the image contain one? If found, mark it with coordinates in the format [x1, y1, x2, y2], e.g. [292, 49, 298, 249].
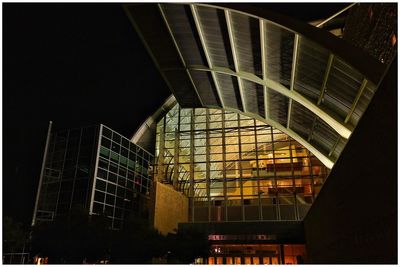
[125, 3, 387, 168]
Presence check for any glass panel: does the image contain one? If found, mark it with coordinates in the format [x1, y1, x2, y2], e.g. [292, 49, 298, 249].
[230, 12, 262, 76]
[214, 73, 242, 111]
[155, 102, 329, 223]
[264, 22, 294, 88]
[294, 37, 330, 102]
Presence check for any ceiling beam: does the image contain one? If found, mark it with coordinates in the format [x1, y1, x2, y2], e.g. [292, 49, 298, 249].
[123, 5, 177, 102]
[238, 111, 335, 169]
[344, 78, 368, 124]
[225, 9, 246, 112]
[185, 64, 353, 139]
[307, 116, 318, 142]
[190, 5, 226, 108]
[158, 4, 205, 107]
[287, 34, 300, 129]
[260, 19, 270, 119]
[317, 53, 334, 105]
[316, 3, 357, 28]
[328, 135, 341, 157]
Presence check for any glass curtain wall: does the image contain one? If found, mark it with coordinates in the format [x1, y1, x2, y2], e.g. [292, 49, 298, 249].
[155, 104, 329, 222]
[91, 125, 154, 229]
[35, 125, 98, 222]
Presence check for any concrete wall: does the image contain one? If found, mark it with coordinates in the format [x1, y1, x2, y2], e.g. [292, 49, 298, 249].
[303, 59, 397, 263]
[152, 182, 189, 235]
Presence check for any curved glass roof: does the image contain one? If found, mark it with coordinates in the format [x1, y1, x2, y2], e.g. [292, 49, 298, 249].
[125, 3, 386, 168]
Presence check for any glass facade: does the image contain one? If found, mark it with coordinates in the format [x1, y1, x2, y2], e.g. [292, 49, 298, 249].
[34, 124, 154, 230]
[155, 104, 329, 222]
[91, 125, 154, 229]
[35, 125, 99, 222]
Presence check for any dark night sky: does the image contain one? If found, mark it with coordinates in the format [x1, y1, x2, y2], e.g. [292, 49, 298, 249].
[3, 3, 349, 226]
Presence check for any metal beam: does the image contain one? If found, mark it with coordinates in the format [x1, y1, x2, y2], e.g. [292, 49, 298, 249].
[221, 105, 335, 168]
[123, 5, 177, 103]
[246, 112, 335, 169]
[158, 4, 205, 107]
[225, 9, 247, 112]
[344, 78, 368, 123]
[190, 5, 225, 108]
[287, 34, 300, 129]
[260, 19, 270, 119]
[318, 53, 334, 105]
[307, 117, 318, 142]
[143, 95, 335, 169]
[328, 136, 341, 157]
[131, 95, 177, 144]
[316, 3, 357, 28]
[32, 121, 53, 226]
[185, 64, 353, 139]
[290, 35, 300, 91]
[287, 99, 293, 127]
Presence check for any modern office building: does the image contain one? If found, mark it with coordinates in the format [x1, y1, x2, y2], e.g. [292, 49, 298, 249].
[125, 3, 397, 264]
[32, 124, 154, 230]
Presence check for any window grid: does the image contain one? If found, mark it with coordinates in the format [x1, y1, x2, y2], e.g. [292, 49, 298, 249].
[156, 105, 329, 222]
[36, 126, 98, 223]
[92, 125, 154, 229]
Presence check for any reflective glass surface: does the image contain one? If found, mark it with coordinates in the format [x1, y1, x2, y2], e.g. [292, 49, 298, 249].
[92, 125, 154, 229]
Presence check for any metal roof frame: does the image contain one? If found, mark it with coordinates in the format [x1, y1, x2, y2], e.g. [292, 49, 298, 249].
[124, 3, 386, 168]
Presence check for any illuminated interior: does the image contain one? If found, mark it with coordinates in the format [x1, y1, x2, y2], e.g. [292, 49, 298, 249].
[206, 244, 306, 264]
[155, 103, 329, 221]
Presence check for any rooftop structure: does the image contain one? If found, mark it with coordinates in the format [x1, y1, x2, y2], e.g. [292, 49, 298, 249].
[126, 3, 397, 264]
[125, 3, 390, 170]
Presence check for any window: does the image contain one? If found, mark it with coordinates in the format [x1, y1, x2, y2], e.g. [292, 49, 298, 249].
[106, 183, 116, 194]
[100, 146, 110, 158]
[96, 179, 106, 191]
[98, 164, 110, 178]
[94, 190, 105, 202]
[155, 104, 329, 222]
[102, 127, 112, 138]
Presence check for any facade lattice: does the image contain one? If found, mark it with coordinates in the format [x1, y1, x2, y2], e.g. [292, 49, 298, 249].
[155, 104, 329, 222]
[33, 124, 154, 230]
